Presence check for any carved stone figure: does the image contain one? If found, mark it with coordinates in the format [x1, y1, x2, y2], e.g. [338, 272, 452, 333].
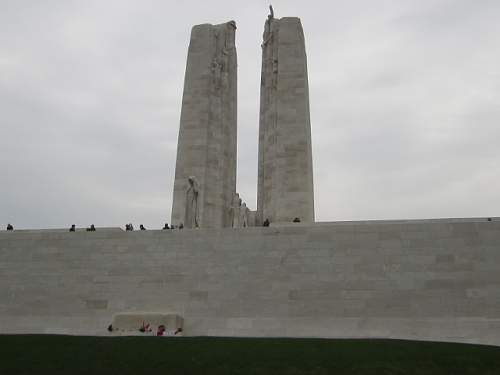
[185, 176, 199, 228]
[262, 19, 272, 47]
[231, 193, 241, 228]
[211, 58, 222, 90]
[239, 202, 249, 228]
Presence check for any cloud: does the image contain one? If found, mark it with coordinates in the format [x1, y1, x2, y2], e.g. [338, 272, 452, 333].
[1, 0, 499, 229]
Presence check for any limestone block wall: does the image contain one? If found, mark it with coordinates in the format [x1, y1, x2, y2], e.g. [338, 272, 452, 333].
[257, 17, 315, 225]
[1, 218, 499, 346]
[171, 21, 237, 228]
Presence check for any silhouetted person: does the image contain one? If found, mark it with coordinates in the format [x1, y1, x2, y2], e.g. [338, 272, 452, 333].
[86, 224, 96, 232]
[125, 223, 134, 231]
[263, 219, 270, 227]
[140, 224, 146, 231]
[157, 324, 166, 336]
[162, 223, 170, 230]
[6, 224, 13, 231]
[293, 217, 301, 223]
[69, 224, 76, 232]
[179, 223, 184, 229]
[107, 324, 113, 332]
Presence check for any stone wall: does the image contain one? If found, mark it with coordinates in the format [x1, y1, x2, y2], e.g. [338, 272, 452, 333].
[1, 218, 499, 345]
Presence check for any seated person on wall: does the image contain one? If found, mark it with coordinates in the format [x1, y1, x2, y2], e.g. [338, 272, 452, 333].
[293, 217, 301, 223]
[140, 224, 146, 230]
[162, 223, 170, 230]
[6, 223, 13, 231]
[69, 224, 76, 232]
[86, 224, 96, 232]
[179, 223, 184, 229]
[157, 325, 166, 336]
[125, 223, 134, 231]
[263, 218, 270, 227]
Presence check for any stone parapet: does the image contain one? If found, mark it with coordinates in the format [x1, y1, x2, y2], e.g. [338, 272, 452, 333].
[1, 218, 499, 345]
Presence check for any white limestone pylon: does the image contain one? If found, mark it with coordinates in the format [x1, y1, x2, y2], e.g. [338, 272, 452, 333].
[257, 14, 315, 225]
[171, 21, 238, 228]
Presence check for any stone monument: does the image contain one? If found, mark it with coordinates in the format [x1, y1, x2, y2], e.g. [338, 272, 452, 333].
[230, 193, 241, 228]
[172, 10, 314, 228]
[257, 9, 315, 224]
[184, 176, 199, 228]
[171, 21, 238, 229]
[2, 13, 500, 347]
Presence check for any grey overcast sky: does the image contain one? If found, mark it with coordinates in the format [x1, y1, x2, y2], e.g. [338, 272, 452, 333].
[1, 0, 499, 229]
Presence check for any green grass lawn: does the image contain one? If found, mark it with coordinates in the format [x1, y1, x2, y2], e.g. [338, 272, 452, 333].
[1, 335, 499, 375]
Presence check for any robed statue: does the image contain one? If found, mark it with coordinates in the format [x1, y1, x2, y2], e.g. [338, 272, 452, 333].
[239, 202, 249, 228]
[185, 176, 199, 228]
[230, 193, 241, 228]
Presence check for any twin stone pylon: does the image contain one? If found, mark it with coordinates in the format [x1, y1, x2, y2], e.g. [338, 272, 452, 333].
[171, 13, 314, 229]
[171, 21, 237, 229]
